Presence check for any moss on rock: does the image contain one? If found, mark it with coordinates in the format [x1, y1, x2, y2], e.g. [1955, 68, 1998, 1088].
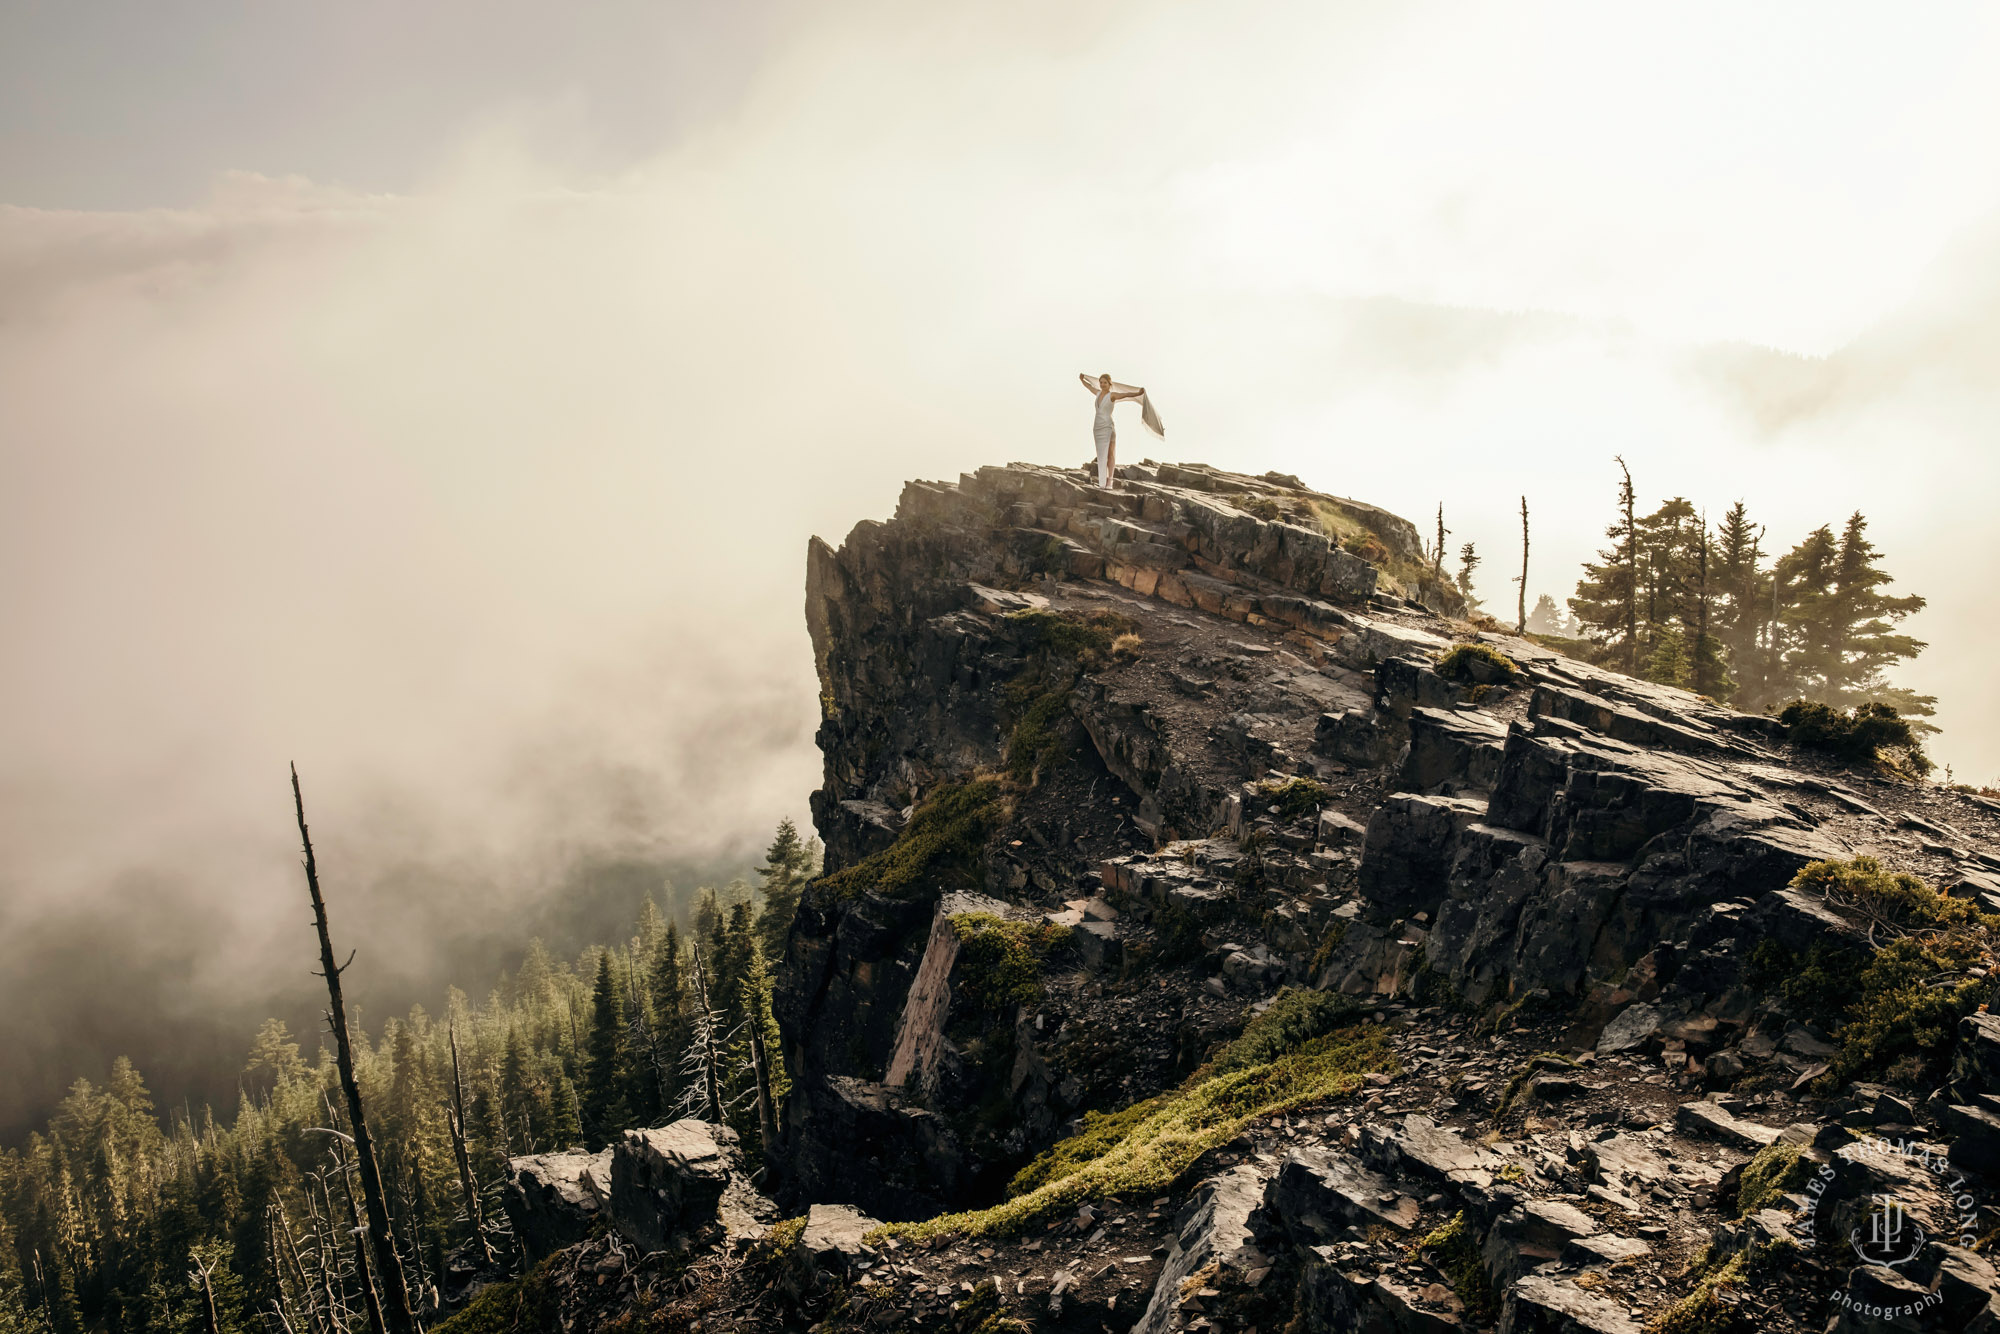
[817, 779, 1010, 902]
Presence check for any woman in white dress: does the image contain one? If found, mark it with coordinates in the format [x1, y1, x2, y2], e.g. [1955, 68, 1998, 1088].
[1078, 372, 1165, 489]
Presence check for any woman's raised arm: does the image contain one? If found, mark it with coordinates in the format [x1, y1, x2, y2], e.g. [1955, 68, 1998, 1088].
[1079, 372, 1101, 392]
[1112, 387, 1146, 401]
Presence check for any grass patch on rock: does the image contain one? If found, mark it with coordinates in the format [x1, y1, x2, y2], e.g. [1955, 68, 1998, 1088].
[950, 913, 1073, 1017]
[1735, 1142, 1808, 1217]
[1643, 1239, 1791, 1334]
[817, 779, 1010, 903]
[868, 1014, 1396, 1243]
[1002, 607, 1137, 662]
[1409, 1212, 1497, 1326]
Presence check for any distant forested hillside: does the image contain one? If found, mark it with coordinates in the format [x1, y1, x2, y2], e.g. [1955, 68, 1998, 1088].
[0, 821, 816, 1333]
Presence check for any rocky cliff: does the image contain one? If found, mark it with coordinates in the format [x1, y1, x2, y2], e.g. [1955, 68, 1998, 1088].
[492, 460, 2000, 1334]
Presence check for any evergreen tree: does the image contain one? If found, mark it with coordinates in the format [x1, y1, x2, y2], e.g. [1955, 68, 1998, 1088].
[1525, 593, 1566, 636]
[1570, 457, 1642, 669]
[1712, 502, 1767, 707]
[1455, 543, 1480, 605]
[692, 888, 722, 945]
[1821, 512, 1933, 721]
[1643, 624, 1690, 688]
[581, 953, 629, 1149]
[649, 923, 689, 1113]
[753, 818, 816, 961]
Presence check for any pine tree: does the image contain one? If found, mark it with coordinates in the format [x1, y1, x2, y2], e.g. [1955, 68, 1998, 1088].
[581, 953, 629, 1148]
[1455, 543, 1480, 606]
[1525, 594, 1566, 636]
[1712, 502, 1766, 707]
[1643, 624, 1690, 687]
[692, 888, 722, 945]
[1821, 512, 1933, 720]
[753, 818, 816, 961]
[1570, 457, 1642, 669]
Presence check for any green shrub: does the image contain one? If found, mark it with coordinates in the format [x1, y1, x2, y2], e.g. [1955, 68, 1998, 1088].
[1002, 607, 1137, 661]
[1826, 935, 1987, 1088]
[1746, 939, 1864, 1033]
[1779, 700, 1931, 773]
[1258, 777, 1327, 822]
[817, 779, 1008, 902]
[1436, 643, 1519, 685]
[1791, 856, 1977, 928]
[1004, 688, 1072, 781]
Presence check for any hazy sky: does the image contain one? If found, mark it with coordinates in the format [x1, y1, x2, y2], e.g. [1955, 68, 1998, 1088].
[5, 0, 2000, 1133]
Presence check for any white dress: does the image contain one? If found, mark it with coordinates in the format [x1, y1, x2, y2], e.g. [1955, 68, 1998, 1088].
[1093, 391, 1116, 487]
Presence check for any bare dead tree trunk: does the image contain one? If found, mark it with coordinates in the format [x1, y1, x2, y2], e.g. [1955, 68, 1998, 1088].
[748, 1002, 779, 1156]
[307, 1175, 348, 1330]
[690, 946, 725, 1123]
[292, 766, 421, 1334]
[446, 1023, 494, 1266]
[188, 1251, 222, 1334]
[1516, 496, 1529, 634]
[327, 1095, 388, 1334]
[1433, 504, 1447, 579]
[275, 1201, 329, 1334]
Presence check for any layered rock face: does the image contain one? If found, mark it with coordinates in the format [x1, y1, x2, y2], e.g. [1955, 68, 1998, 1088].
[777, 461, 1455, 1216]
[523, 460, 2000, 1333]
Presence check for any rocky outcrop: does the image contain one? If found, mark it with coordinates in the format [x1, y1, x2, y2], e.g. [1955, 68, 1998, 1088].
[502, 1149, 611, 1260]
[1133, 1165, 1270, 1334]
[607, 1120, 776, 1252]
[553, 459, 2000, 1334]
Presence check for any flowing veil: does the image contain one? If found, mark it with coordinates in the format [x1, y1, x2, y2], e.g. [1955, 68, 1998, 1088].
[1104, 379, 1167, 437]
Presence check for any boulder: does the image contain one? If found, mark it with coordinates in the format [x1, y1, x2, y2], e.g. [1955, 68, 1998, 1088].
[1401, 707, 1508, 795]
[1498, 1274, 1640, 1334]
[1945, 1101, 2000, 1178]
[1675, 1100, 1779, 1150]
[780, 1076, 967, 1221]
[1359, 1114, 1500, 1193]
[607, 1120, 742, 1253]
[800, 1203, 883, 1274]
[1595, 1003, 1670, 1055]
[1957, 1014, 2000, 1098]
[1134, 1165, 1271, 1334]
[1483, 1199, 1598, 1285]
[1560, 1233, 1649, 1268]
[502, 1149, 611, 1260]
[1265, 1148, 1421, 1243]
[1294, 1248, 1465, 1334]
